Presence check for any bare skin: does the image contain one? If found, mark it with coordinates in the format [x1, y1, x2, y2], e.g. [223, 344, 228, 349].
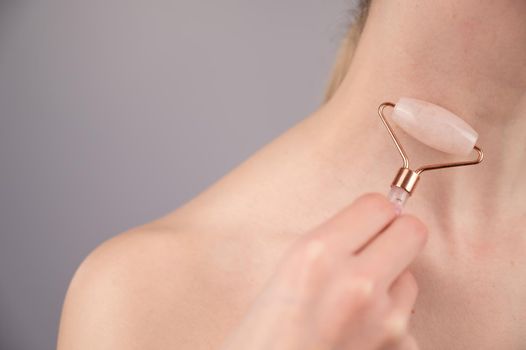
[218, 193, 427, 350]
[57, 0, 526, 349]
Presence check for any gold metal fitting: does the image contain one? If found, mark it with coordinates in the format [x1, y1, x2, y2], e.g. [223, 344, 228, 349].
[378, 102, 484, 196]
[392, 168, 420, 193]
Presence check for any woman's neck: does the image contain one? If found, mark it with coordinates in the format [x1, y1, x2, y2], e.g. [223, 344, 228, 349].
[313, 0, 526, 236]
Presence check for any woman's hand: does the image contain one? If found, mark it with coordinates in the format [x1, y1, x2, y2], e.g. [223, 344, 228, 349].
[220, 193, 428, 350]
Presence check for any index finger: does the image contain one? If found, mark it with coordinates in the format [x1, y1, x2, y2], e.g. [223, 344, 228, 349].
[355, 214, 428, 290]
[305, 193, 399, 257]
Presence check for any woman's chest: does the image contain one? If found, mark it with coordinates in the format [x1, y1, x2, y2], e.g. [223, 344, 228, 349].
[205, 256, 526, 350]
[200, 230, 526, 349]
[407, 250, 526, 349]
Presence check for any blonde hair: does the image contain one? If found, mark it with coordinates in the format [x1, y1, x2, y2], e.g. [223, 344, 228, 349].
[324, 1, 371, 103]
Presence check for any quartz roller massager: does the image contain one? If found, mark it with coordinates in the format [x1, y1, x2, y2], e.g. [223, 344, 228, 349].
[378, 97, 484, 213]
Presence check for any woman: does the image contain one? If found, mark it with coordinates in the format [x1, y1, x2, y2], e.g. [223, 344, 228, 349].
[57, 0, 526, 349]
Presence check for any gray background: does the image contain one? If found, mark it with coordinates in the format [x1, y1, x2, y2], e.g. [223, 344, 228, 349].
[0, 1, 354, 349]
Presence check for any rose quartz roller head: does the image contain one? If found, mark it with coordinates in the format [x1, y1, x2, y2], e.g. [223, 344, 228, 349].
[378, 97, 484, 214]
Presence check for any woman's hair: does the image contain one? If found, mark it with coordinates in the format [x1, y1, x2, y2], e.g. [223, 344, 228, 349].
[324, 1, 372, 102]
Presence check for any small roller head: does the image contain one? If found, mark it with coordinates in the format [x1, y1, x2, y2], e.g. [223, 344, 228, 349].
[391, 97, 479, 156]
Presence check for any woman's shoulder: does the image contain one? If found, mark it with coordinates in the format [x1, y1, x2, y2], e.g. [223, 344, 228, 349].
[56, 210, 294, 349]
[56, 221, 236, 349]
